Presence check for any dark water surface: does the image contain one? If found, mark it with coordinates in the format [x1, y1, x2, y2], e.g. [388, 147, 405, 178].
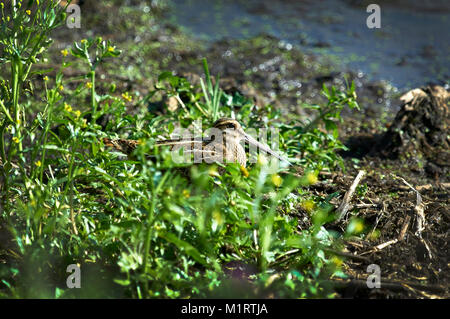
[165, 0, 450, 89]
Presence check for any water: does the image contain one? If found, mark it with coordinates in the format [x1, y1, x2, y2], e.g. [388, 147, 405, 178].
[164, 0, 450, 89]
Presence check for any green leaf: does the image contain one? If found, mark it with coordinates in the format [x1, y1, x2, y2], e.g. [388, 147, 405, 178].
[159, 232, 208, 266]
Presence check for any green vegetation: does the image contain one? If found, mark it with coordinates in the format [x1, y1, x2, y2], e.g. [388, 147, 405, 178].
[0, 1, 360, 298]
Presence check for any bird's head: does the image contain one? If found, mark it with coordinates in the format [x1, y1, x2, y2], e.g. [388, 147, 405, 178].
[212, 118, 291, 166]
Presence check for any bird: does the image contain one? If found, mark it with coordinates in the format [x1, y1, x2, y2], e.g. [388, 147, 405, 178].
[103, 118, 291, 168]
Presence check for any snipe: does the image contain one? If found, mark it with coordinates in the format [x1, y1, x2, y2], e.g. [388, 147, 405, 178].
[103, 118, 291, 167]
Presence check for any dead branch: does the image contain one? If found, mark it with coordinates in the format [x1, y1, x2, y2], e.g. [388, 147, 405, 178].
[336, 170, 366, 221]
[394, 175, 433, 259]
[375, 239, 399, 250]
[399, 182, 450, 192]
[398, 215, 411, 241]
[324, 248, 370, 262]
[331, 277, 447, 294]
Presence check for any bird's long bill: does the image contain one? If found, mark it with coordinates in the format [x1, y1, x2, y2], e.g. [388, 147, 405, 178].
[243, 132, 291, 166]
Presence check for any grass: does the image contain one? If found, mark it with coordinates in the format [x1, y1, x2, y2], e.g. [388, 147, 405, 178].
[0, 0, 361, 298]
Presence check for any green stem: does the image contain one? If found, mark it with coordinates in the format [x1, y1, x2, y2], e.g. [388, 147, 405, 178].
[0, 100, 14, 123]
[90, 70, 96, 125]
[0, 123, 9, 209]
[62, 139, 78, 235]
[12, 60, 22, 153]
[142, 171, 171, 297]
[39, 103, 53, 184]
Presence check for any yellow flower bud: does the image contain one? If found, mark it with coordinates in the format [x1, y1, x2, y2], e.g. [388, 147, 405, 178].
[271, 174, 282, 187]
[240, 165, 249, 177]
[306, 172, 318, 185]
[302, 200, 315, 213]
[64, 103, 72, 112]
[121, 92, 132, 102]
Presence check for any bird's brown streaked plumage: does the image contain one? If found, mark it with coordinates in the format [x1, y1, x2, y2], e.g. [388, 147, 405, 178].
[103, 118, 291, 167]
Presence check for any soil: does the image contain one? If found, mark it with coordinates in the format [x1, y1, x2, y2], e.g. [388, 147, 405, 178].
[328, 86, 449, 298]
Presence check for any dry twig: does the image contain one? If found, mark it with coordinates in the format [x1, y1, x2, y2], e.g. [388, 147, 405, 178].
[336, 170, 366, 221]
[394, 175, 433, 259]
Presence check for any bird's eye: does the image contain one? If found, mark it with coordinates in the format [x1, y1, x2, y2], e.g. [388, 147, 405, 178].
[227, 123, 236, 129]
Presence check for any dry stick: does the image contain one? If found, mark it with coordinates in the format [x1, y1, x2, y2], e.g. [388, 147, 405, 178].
[336, 170, 366, 221]
[323, 248, 370, 262]
[395, 175, 433, 259]
[398, 215, 411, 241]
[331, 277, 446, 294]
[368, 201, 386, 238]
[374, 239, 398, 250]
[398, 182, 450, 192]
[355, 203, 379, 208]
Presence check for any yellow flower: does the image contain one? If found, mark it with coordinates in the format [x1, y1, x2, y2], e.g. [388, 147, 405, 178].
[85, 82, 92, 89]
[61, 49, 69, 57]
[306, 172, 318, 185]
[64, 103, 72, 112]
[35, 160, 42, 167]
[74, 110, 81, 118]
[81, 118, 87, 128]
[331, 256, 343, 267]
[81, 39, 87, 44]
[302, 199, 315, 213]
[43, 76, 49, 81]
[12, 136, 19, 143]
[271, 174, 282, 187]
[107, 46, 115, 52]
[121, 92, 132, 102]
[26, 10, 31, 15]
[58, 84, 64, 91]
[347, 218, 365, 235]
[240, 165, 249, 177]
[182, 189, 190, 198]
[165, 187, 173, 196]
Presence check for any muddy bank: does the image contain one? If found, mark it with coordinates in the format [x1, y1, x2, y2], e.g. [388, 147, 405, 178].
[164, 0, 450, 89]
